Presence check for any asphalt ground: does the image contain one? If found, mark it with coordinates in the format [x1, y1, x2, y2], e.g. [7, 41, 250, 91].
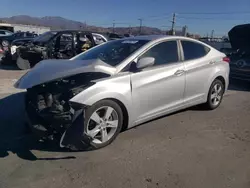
[0, 65, 250, 188]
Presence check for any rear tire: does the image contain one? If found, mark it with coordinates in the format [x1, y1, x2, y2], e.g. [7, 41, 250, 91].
[84, 99, 123, 149]
[204, 79, 224, 110]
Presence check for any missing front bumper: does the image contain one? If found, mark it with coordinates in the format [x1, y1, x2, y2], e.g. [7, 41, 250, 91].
[25, 104, 93, 150]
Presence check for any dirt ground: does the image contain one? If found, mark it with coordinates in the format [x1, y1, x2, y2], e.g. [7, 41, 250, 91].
[0, 65, 250, 188]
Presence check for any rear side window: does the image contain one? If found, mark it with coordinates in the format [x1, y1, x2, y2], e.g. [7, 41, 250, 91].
[181, 40, 210, 61]
[0, 31, 5, 34]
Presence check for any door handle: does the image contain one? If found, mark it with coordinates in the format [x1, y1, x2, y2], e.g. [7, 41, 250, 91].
[209, 61, 215, 65]
[174, 70, 185, 76]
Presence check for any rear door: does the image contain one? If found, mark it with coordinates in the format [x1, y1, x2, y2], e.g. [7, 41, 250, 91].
[180, 40, 214, 104]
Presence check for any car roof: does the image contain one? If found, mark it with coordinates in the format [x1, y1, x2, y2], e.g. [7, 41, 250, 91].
[51, 30, 92, 34]
[0, 29, 13, 33]
[123, 35, 198, 41]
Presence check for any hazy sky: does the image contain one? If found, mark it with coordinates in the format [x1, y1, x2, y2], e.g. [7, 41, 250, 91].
[1, 0, 250, 36]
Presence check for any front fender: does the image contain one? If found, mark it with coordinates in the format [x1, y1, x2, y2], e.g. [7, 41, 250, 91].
[69, 74, 134, 127]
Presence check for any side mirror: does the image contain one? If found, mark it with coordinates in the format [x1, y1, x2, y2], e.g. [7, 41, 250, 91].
[136, 57, 155, 69]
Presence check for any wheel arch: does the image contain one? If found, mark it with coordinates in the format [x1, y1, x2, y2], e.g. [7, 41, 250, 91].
[206, 69, 228, 94]
[102, 98, 129, 131]
[70, 91, 131, 131]
[215, 76, 226, 91]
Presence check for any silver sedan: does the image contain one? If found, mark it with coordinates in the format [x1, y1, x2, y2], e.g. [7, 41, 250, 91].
[15, 35, 230, 150]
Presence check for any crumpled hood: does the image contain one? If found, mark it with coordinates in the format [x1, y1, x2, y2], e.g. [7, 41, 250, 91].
[228, 24, 250, 51]
[14, 59, 116, 89]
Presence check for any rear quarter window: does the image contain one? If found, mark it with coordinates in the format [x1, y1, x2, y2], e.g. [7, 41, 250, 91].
[181, 40, 210, 61]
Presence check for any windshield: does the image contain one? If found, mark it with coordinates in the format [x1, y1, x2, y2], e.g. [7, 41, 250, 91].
[72, 39, 149, 66]
[34, 31, 57, 42]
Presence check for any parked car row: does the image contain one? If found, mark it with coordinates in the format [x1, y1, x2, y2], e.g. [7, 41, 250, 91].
[0, 29, 130, 69]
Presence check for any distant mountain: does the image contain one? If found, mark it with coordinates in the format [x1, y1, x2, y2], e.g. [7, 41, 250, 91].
[0, 15, 164, 35]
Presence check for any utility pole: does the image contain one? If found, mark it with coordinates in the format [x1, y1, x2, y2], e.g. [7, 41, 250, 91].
[138, 18, 143, 35]
[170, 13, 176, 35]
[112, 20, 115, 33]
[129, 25, 131, 34]
[211, 30, 214, 39]
[84, 21, 87, 30]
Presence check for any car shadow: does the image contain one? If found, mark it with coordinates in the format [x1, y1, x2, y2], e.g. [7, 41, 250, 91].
[0, 92, 85, 161]
[0, 63, 19, 70]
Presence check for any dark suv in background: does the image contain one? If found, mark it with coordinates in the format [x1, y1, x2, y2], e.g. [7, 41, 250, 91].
[228, 24, 250, 81]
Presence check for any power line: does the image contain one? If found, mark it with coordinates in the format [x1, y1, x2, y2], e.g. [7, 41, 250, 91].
[176, 16, 249, 21]
[141, 13, 172, 19]
[177, 16, 219, 20]
[177, 11, 250, 15]
[161, 25, 183, 28]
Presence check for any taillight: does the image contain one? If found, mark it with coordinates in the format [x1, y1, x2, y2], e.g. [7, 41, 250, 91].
[223, 57, 230, 63]
[0, 48, 3, 54]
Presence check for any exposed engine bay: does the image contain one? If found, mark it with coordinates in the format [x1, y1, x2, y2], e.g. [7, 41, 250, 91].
[17, 44, 49, 67]
[25, 72, 109, 149]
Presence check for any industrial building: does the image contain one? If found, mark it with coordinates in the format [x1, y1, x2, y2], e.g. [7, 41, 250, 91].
[0, 23, 50, 34]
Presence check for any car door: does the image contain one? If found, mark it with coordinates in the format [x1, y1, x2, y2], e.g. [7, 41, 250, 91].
[131, 40, 185, 124]
[53, 32, 74, 59]
[180, 40, 213, 105]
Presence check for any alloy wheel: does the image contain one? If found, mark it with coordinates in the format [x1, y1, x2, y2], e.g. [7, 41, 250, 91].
[86, 106, 119, 144]
[210, 83, 223, 106]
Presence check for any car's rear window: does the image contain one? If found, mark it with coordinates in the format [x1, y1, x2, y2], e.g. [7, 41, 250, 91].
[181, 40, 210, 61]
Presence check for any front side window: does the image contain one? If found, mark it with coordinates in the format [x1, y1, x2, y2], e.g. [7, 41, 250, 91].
[181, 40, 210, 61]
[140, 41, 179, 66]
[72, 39, 149, 66]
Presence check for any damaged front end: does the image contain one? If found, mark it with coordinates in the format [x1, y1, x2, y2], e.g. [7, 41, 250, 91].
[24, 72, 108, 150]
[16, 44, 48, 70]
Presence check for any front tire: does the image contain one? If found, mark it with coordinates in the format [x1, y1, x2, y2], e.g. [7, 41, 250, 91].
[84, 100, 123, 149]
[205, 79, 224, 110]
